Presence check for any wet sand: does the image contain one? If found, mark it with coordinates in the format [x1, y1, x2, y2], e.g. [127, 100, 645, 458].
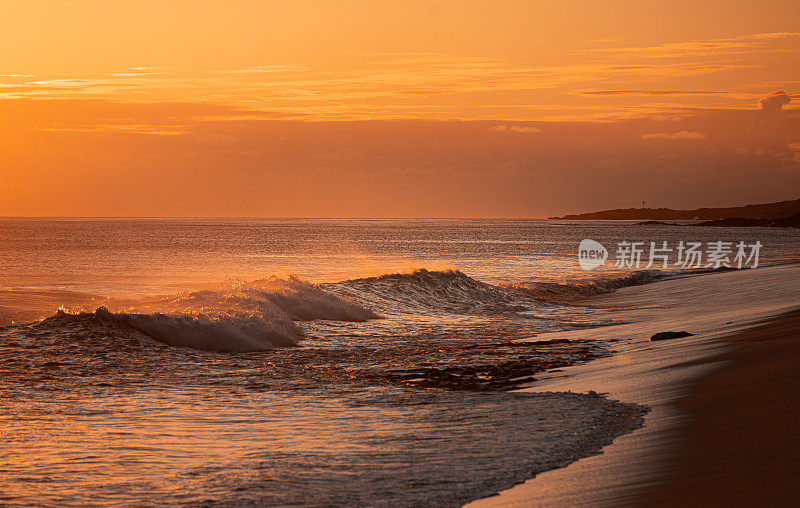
[646, 309, 800, 506]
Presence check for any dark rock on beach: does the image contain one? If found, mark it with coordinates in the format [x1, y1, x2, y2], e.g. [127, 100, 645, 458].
[635, 220, 683, 226]
[650, 331, 694, 341]
[633, 212, 800, 228]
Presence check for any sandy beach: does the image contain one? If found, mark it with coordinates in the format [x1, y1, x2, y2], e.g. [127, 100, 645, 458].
[646, 309, 800, 506]
[470, 263, 800, 507]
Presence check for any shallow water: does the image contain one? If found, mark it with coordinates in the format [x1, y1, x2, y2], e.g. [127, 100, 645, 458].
[1, 219, 797, 505]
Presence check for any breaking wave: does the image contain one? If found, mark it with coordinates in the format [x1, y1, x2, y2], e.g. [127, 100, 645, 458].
[504, 269, 679, 302]
[38, 276, 379, 352]
[505, 270, 674, 302]
[331, 269, 526, 314]
[17, 267, 694, 353]
[331, 267, 690, 311]
[44, 306, 302, 352]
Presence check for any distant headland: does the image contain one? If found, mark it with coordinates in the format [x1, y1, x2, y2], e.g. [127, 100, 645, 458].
[550, 198, 800, 222]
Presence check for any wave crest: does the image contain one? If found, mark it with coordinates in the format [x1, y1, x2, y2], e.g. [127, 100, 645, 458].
[93, 307, 300, 352]
[504, 270, 674, 302]
[246, 276, 379, 321]
[21, 267, 695, 351]
[41, 277, 378, 352]
[333, 269, 525, 314]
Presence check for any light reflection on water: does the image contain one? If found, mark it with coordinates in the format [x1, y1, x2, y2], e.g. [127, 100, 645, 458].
[2, 218, 797, 294]
[1, 382, 644, 506]
[1, 219, 797, 505]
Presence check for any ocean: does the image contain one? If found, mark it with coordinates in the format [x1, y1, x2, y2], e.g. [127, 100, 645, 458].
[1, 218, 799, 506]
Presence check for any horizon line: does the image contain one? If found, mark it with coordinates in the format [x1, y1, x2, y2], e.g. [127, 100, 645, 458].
[0, 215, 558, 220]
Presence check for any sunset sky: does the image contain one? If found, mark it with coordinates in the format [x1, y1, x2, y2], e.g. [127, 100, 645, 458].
[1, 0, 799, 217]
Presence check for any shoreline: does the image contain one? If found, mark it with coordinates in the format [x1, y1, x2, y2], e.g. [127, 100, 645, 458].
[468, 263, 800, 507]
[646, 309, 800, 506]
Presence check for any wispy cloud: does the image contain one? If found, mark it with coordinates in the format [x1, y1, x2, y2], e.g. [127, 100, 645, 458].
[212, 65, 309, 74]
[487, 125, 542, 133]
[1, 31, 797, 121]
[579, 90, 731, 96]
[110, 72, 166, 77]
[39, 124, 188, 136]
[589, 32, 800, 59]
[642, 130, 706, 140]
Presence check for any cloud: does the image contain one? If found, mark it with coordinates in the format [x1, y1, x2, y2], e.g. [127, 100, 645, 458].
[758, 91, 792, 112]
[313, 148, 365, 162]
[110, 72, 166, 77]
[642, 130, 706, 140]
[39, 124, 188, 136]
[488, 124, 542, 133]
[592, 32, 800, 59]
[737, 32, 800, 41]
[4, 98, 799, 217]
[790, 143, 800, 162]
[1, 29, 794, 122]
[212, 65, 308, 74]
[580, 90, 730, 96]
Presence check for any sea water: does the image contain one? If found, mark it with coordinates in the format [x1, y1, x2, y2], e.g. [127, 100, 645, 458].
[1, 218, 798, 506]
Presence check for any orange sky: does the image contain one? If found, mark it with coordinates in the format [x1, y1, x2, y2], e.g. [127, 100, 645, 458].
[1, 0, 799, 217]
